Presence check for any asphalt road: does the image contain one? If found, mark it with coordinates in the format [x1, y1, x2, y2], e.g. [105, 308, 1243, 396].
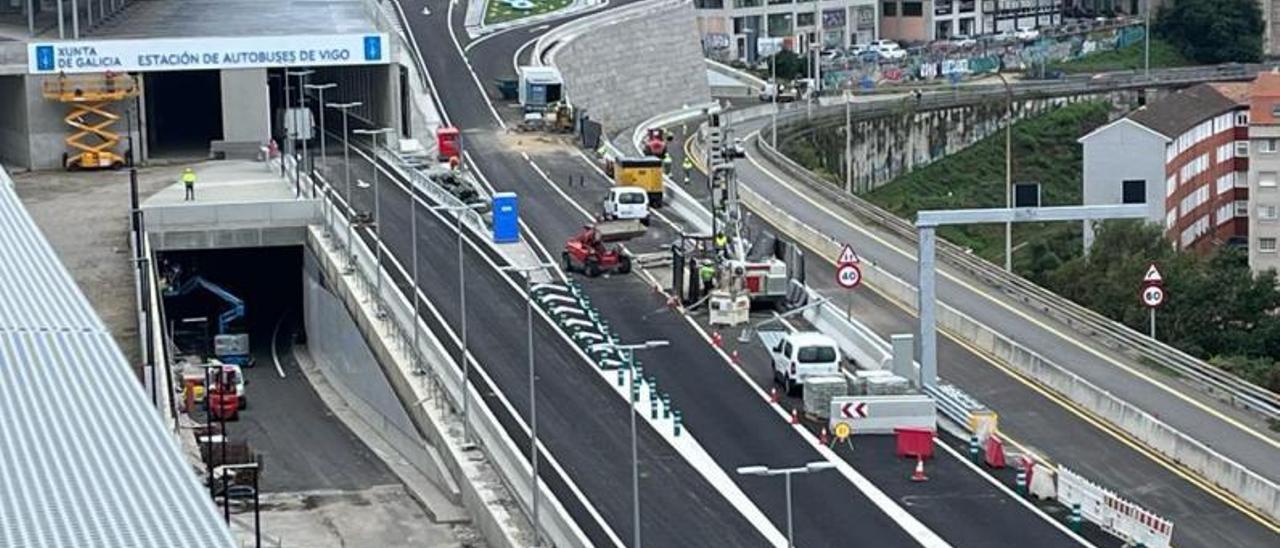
[387, 1, 1104, 546]
[657, 117, 1280, 547]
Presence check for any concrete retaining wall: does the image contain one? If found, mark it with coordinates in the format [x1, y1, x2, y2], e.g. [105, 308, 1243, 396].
[553, 0, 710, 133]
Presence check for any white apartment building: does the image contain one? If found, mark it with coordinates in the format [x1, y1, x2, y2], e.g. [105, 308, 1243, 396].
[1248, 72, 1280, 275]
[694, 0, 879, 62]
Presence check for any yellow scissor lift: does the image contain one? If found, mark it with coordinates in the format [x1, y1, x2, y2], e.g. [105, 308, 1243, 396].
[42, 73, 140, 170]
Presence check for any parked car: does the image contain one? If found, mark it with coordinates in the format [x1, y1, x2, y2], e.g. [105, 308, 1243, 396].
[949, 34, 977, 48]
[873, 42, 907, 60]
[768, 331, 842, 395]
[602, 186, 650, 225]
[1015, 27, 1041, 41]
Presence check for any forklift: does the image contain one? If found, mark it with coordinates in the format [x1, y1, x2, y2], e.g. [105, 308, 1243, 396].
[562, 220, 646, 277]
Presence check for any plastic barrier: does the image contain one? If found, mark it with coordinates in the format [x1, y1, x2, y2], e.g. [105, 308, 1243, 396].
[1057, 466, 1174, 548]
[894, 427, 935, 459]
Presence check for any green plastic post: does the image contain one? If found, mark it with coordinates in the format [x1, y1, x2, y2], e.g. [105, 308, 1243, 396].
[617, 368, 624, 386]
[1069, 503, 1082, 533]
[673, 410, 683, 437]
[968, 435, 980, 463]
[662, 394, 671, 418]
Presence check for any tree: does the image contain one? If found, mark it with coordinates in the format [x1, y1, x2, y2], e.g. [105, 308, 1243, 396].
[1155, 0, 1264, 64]
[768, 50, 807, 82]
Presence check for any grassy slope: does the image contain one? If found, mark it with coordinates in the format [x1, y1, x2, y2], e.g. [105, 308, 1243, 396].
[1049, 38, 1192, 74]
[484, 0, 573, 25]
[866, 101, 1113, 275]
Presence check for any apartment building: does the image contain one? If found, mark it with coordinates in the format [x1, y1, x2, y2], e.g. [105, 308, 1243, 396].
[1080, 83, 1252, 253]
[694, 0, 879, 62]
[982, 0, 1064, 34]
[1248, 72, 1280, 274]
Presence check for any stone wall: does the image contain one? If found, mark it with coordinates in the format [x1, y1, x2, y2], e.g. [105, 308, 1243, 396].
[554, 0, 710, 133]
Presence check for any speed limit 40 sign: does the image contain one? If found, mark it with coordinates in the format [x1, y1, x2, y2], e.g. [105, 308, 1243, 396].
[837, 263, 862, 289]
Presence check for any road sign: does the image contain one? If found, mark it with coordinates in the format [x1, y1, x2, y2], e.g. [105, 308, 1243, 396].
[1142, 263, 1163, 285]
[836, 264, 862, 289]
[837, 244, 860, 265]
[840, 401, 868, 419]
[1140, 285, 1165, 308]
[833, 422, 852, 439]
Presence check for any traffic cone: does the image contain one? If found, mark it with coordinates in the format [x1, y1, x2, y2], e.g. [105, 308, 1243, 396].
[769, 387, 779, 403]
[711, 331, 722, 347]
[819, 427, 830, 445]
[911, 457, 928, 482]
[789, 408, 799, 425]
[731, 349, 740, 364]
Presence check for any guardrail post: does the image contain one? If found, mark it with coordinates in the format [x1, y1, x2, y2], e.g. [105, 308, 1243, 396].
[968, 435, 980, 463]
[1069, 503, 1082, 532]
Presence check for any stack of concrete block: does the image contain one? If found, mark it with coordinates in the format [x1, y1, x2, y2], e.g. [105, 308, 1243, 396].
[866, 374, 911, 396]
[849, 369, 891, 396]
[803, 374, 849, 419]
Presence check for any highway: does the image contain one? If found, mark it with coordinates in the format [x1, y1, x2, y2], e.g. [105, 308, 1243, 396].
[380, 0, 1103, 545]
[652, 107, 1280, 547]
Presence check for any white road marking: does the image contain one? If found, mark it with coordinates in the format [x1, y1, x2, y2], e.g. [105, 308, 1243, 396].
[446, 0, 506, 129]
[740, 130, 1280, 451]
[271, 314, 287, 379]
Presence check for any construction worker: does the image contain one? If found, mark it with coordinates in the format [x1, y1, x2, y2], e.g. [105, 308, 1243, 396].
[699, 260, 716, 292]
[662, 153, 672, 175]
[182, 168, 196, 201]
[682, 156, 694, 185]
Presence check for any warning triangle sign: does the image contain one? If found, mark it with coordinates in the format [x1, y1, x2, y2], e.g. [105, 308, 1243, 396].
[1143, 263, 1163, 285]
[838, 244, 860, 265]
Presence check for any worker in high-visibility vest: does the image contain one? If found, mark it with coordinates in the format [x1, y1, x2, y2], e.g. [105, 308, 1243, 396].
[182, 168, 197, 201]
[662, 154, 672, 175]
[699, 261, 716, 292]
[682, 156, 694, 185]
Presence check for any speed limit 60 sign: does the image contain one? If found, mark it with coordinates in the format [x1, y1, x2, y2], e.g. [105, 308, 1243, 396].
[1140, 285, 1165, 308]
[837, 263, 862, 289]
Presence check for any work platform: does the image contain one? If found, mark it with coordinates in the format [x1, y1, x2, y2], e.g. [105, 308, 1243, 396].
[141, 160, 320, 251]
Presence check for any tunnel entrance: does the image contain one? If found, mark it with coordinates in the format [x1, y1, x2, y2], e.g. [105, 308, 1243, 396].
[145, 70, 224, 159]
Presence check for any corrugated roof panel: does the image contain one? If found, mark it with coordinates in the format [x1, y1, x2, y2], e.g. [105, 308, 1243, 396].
[0, 168, 233, 548]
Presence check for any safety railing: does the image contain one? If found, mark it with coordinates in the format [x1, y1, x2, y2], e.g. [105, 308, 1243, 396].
[286, 148, 592, 548]
[756, 122, 1280, 421]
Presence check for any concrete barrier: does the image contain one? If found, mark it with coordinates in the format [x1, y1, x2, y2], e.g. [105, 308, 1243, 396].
[829, 395, 936, 434]
[743, 136, 1280, 523]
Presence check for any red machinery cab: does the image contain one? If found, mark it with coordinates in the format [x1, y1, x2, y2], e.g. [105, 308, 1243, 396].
[206, 365, 241, 421]
[644, 128, 670, 158]
[436, 126, 461, 161]
[562, 220, 645, 277]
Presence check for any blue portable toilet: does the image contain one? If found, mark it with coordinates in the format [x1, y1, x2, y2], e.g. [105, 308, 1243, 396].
[492, 192, 519, 243]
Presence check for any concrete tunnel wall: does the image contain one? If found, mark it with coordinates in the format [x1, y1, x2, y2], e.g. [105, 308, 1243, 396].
[553, 0, 711, 134]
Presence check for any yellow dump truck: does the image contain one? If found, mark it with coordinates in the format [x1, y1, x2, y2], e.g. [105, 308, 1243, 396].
[611, 157, 664, 206]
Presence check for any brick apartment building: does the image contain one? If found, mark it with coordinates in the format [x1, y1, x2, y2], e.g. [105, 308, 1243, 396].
[1080, 83, 1252, 253]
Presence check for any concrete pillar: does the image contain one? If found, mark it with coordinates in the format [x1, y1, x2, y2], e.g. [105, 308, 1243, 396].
[219, 69, 271, 153]
[383, 63, 402, 137]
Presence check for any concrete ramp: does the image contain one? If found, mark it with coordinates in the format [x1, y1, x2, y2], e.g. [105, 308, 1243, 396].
[142, 160, 320, 250]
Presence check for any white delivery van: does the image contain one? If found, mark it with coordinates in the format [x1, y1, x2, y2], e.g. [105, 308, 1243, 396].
[603, 186, 650, 225]
[769, 332, 841, 395]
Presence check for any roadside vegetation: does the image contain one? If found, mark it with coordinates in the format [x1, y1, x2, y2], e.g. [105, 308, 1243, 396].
[785, 100, 1280, 391]
[1155, 0, 1264, 64]
[1048, 38, 1191, 74]
[484, 0, 572, 25]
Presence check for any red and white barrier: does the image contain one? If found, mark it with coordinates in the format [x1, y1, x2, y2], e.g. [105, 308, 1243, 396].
[1057, 466, 1174, 548]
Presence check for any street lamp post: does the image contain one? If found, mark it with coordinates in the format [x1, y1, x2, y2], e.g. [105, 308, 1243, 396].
[286, 69, 314, 197]
[354, 127, 394, 316]
[326, 101, 362, 272]
[609, 339, 670, 548]
[737, 461, 837, 547]
[431, 202, 487, 445]
[844, 90, 852, 192]
[994, 72, 1014, 272]
[498, 262, 557, 547]
[1144, 0, 1151, 79]
[305, 83, 336, 186]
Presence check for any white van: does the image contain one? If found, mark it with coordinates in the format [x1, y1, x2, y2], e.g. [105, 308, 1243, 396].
[769, 332, 841, 395]
[603, 186, 650, 225]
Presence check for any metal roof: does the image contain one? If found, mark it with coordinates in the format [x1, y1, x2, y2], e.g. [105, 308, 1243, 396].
[1128, 83, 1246, 139]
[0, 167, 234, 548]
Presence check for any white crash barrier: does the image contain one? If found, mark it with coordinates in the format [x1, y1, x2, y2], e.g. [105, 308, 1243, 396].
[828, 395, 936, 434]
[1057, 466, 1174, 548]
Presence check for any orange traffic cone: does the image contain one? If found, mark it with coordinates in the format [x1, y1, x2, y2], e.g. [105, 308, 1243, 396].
[769, 387, 779, 403]
[911, 457, 928, 482]
[819, 427, 830, 445]
[789, 408, 800, 425]
[711, 331, 722, 347]
[731, 350, 741, 364]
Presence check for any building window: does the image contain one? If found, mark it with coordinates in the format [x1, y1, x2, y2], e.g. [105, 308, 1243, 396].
[733, 0, 761, 7]
[1217, 173, 1233, 195]
[1238, 112, 1251, 126]
[1237, 141, 1250, 157]
[1261, 171, 1278, 188]
[882, 1, 897, 16]
[1122, 180, 1146, 204]
[1261, 139, 1279, 154]
[767, 0, 792, 5]
[1218, 203, 1235, 226]
[1166, 174, 1177, 197]
[797, 12, 814, 26]
[695, 0, 725, 7]
[1261, 237, 1278, 253]
[1259, 204, 1279, 220]
[1216, 142, 1234, 163]
[1165, 209, 1177, 229]
[1236, 200, 1250, 217]
[767, 13, 792, 36]
[902, 1, 923, 16]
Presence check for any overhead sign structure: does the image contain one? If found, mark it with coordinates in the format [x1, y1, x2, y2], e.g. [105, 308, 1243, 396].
[1140, 285, 1165, 308]
[836, 263, 862, 289]
[28, 33, 389, 74]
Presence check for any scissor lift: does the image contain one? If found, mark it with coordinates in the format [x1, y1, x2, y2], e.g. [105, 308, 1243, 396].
[42, 73, 139, 170]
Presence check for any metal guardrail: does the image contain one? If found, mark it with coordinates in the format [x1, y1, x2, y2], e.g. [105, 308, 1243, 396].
[755, 108, 1280, 422]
